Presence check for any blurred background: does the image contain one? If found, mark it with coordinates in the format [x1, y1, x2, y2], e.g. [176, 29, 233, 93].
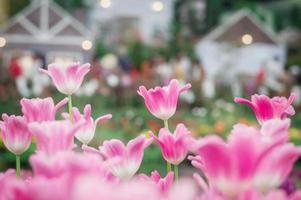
[0, 0, 301, 182]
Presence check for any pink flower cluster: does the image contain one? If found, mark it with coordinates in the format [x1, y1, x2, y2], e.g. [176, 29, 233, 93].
[0, 62, 300, 200]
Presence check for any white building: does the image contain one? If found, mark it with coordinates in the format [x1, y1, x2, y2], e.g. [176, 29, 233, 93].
[0, 0, 94, 65]
[196, 10, 286, 97]
[90, 0, 174, 44]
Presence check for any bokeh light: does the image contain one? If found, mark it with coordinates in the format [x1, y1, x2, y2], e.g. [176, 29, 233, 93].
[241, 34, 253, 45]
[0, 37, 6, 47]
[151, 1, 164, 12]
[81, 40, 93, 50]
[99, 0, 112, 9]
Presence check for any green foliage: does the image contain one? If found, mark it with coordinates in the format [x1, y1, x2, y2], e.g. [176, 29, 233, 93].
[139, 146, 165, 175]
[54, 0, 87, 10]
[8, 0, 30, 17]
[0, 143, 35, 171]
[7, 0, 87, 18]
[127, 41, 152, 69]
[288, 50, 301, 67]
[94, 41, 110, 59]
[127, 41, 171, 69]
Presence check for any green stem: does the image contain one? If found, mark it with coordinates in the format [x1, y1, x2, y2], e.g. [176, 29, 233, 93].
[166, 162, 172, 173]
[16, 155, 20, 177]
[164, 119, 172, 174]
[164, 120, 172, 174]
[68, 95, 74, 123]
[174, 165, 179, 181]
[164, 119, 169, 130]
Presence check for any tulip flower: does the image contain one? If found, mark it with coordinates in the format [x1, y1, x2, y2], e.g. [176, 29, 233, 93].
[41, 62, 91, 123]
[253, 143, 301, 193]
[234, 93, 296, 124]
[30, 151, 109, 179]
[139, 171, 174, 196]
[28, 120, 82, 155]
[62, 104, 112, 145]
[199, 189, 301, 200]
[40, 63, 91, 96]
[99, 135, 153, 180]
[0, 169, 28, 199]
[138, 79, 191, 121]
[260, 118, 290, 144]
[0, 114, 32, 176]
[20, 97, 68, 123]
[151, 123, 191, 166]
[72, 175, 161, 200]
[0, 114, 32, 155]
[151, 123, 191, 180]
[190, 123, 301, 198]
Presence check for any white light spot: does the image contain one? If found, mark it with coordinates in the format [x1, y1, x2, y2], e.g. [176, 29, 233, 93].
[107, 74, 119, 88]
[151, 1, 164, 12]
[0, 37, 6, 47]
[100, 0, 112, 8]
[81, 40, 93, 50]
[241, 34, 253, 45]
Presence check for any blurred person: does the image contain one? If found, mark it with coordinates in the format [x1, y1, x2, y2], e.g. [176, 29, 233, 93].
[141, 58, 155, 86]
[100, 53, 125, 105]
[288, 65, 301, 106]
[0, 50, 10, 100]
[117, 46, 133, 89]
[190, 58, 205, 105]
[90, 56, 102, 80]
[262, 57, 286, 94]
[171, 53, 191, 81]
[190, 58, 205, 83]
[10, 51, 49, 97]
[214, 53, 242, 98]
[118, 53, 132, 74]
[32, 53, 49, 96]
[154, 56, 171, 85]
[76, 56, 101, 97]
[9, 53, 22, 80]
[255, 67, 266, 88]
[100, 53, 120, 89]
[9, 52, 32, 97]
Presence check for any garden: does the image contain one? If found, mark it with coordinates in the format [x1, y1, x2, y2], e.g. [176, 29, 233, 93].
[1, 0, 301, 199]
[1, 62, 301, 199]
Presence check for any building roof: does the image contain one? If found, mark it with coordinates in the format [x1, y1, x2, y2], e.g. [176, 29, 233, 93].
[203, 9, 279, 45]
[0, 0, 93, 46]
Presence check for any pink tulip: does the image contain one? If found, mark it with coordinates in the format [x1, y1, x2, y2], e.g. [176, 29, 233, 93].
[253, 143, 301, 192]
[30, 151, 108, 179]
[237, 189, 301, 200]
[151, 123, 191, 165]
[0, 114, 32, 155]
[62, 104, 112, 145]
[260, 118, 290, 144]
[167, 179, 198, 200]
[40, 62, 91, 95]
[138, 79, 191, 120]
[72, 175, 161, 200]
[199, 189, 301, 200]
[25, 175, 72, 200]
[21, 97, 68, 123]
[99, 135, 153, 179]
[0, 169, 27, 200]
[139, 171, 174, 196]
[234, 93, 296, 124]
[28, 120, 82, 155]
[190, 123, 301, 198]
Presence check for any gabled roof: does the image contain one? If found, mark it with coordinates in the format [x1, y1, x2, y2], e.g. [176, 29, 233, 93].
[203, 9, 279, 45]
[1, 0, 92, 46]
